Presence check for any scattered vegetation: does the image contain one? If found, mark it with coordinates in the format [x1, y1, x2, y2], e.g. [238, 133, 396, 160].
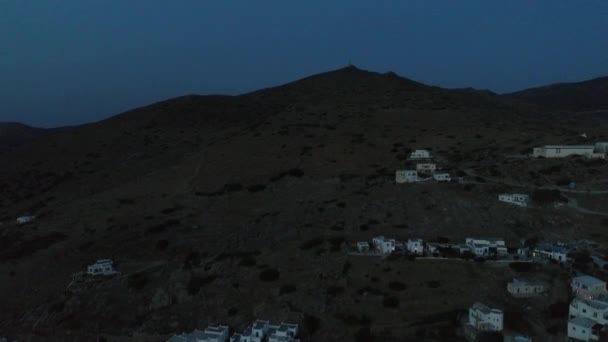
[259, 269, 280, 282]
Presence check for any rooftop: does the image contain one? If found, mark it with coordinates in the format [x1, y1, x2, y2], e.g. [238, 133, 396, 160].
[569, 316, 597, 329]
[542, 145, 595, 149]
[575, 298, 608, 310]
[573, 275, 606, 287]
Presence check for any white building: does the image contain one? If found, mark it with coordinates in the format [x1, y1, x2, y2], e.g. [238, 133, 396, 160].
[416, 163, 437, 174]
[570, 298, 608, 325]
[230, 321, 298, 342]
[572, 275, 607, 300]
[425, 242, 441, 254]
[395, 170, 418, 183]
[372, 236, 396, 254]
[406, 239, 423, 255]
[507, 279, 546, 298]
[568, 317, 601, 341]
[532, 144, 606, 159]
[86, 259, 117, 276]
[16, 216, 35, 225]
[465, 238, 508, 257]
[356, 242, 370, 253]
[534, 243, 569, 262]
[468, 302, 504, 332]
[498, 194, 529, 207]
[410, 149, 432, 160]
[169, 325, 229, 342]
[267, 323, 299, 342]
[432, 172, 451, 182]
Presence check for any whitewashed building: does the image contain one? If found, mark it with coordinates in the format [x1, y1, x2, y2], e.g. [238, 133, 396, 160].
[395, 170, 418, 183]
[432, 172, 451, 182]
[357, 242, 370, 253]
[425, 242, 441, 254]
[572, 275, 607, 300]
[498, 194, 530, 207]
[570, 297, 608, 325]
[267, 323, 299, 342]
[406, 239, 423, 255]
[16, 216, 35, 225]
[372, 236, 396, 254]
[534, 243, 569, 262]
[507, 279, 546, 298]
[230, 321, 298, 342]
[468, 302, 504, 332]
[86, 259, 117, 276]
[410, 149, 432, 160]
[169, 325, 229, 342]
[416, 163, 437, 174]
[568, 317, 601, 342]
[465, 238, 508, 257]
[532, 144, 606, 159]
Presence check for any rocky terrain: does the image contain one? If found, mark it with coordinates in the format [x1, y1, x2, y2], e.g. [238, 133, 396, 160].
[0, 66, 607, 341]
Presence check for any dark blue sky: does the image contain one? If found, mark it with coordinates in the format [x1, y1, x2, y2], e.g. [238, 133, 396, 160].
[2, 1, 608, 128]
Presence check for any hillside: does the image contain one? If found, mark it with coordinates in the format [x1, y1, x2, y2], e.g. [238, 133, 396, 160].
[0, 66, 607, 341]
[504, 76, 608, 112]
[0, 122, 57, 154]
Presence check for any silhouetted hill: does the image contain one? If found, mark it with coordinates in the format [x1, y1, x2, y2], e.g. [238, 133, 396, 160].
[0, 122, 58, 154]
[0, 66, 607, 341]
[505, 76, 608, 112]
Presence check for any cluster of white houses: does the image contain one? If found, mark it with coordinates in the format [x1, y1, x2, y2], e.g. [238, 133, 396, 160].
[532, 142, 608, 159]
[358, 236, 510, 258]
[168, 320, 299, 342]
[568, 275, 608, 341]
[395, 149, 452, 184]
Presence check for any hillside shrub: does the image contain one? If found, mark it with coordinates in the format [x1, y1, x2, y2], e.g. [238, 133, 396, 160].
[127, 273, 148, 291]
[300, 237, 324, 250]
[383, 295, 399, 308]
[388, 281, 407, 291]
[279, 284, 297, 295]
[259, 269, 280, 282]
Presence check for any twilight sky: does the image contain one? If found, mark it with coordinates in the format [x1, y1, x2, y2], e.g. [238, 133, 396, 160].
[1, 1, 608, 127]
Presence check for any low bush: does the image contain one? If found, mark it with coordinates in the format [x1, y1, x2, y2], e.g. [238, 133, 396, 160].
[127, 273, 148, 291]
[388, 281, 407, 291]
[259, 269, 280, 282]
[279, 284, 297, 295]
[383, 295, 399, 308]
[300, 237, 324, 250]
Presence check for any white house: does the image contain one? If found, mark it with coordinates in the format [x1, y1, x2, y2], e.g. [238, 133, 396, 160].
[425, 242, 441, 254]
[406, 239, 423, 255]
[572, 275, 607, 300]
[357, 242, 370, 253]
[416, 163, 437, 174]
[230, 321, 298, 342]
[395, 170, 418, 183]
[570, 298, 608, 325]
[532, 144, 606, 159]
[465, 238, 508, 257]
[568, 317, 601, 342]
[16, 216, 35, 225]
[169, 325, 229, 342]
[507, 279, 546, 298]
[432, 172, 451, 182]
[498, 194, 529, 207]
[86, 259, 117, 276]
[468, 302, 504, 332]
[267, 323, 299, 342]
[372, 236, 396, 254]
[534, 243, 569, 262]
[410, 149, 432, 160]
